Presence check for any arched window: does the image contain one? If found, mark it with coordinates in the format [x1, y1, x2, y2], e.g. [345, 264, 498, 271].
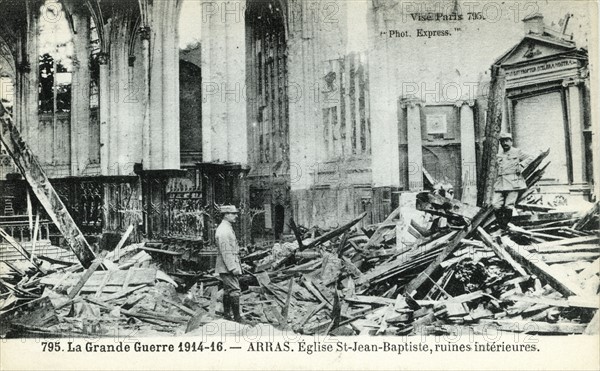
[38, 0, 74, 115]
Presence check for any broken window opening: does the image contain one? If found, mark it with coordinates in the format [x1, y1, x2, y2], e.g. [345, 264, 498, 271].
[38, 0, 74, 115]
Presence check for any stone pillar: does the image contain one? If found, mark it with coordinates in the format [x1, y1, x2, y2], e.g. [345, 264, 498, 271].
[406, 100, 423, 191]
[201, 0, 247, 165]
[459, 101, 477, 204]
[108, 18, 131, 175]
[563, 79, 586, 185]
[146, 0, 181, 170]
[98, 51, 110, 175]
[19, 8, 39, 155]
[287, 9, 318, 192]
[140, 26, 151, 167]
[368, 2, 400, 189]
[70, 13, 91, 176]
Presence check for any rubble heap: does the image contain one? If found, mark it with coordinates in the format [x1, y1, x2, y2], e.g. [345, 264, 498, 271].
[0, 151, 598, 337]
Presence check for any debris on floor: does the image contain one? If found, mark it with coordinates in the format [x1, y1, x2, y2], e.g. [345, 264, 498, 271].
[1, 188, 598, 337]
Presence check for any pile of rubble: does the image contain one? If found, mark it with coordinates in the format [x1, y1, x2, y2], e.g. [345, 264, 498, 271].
[1, 196, 598, 337]
[1, 154, 598, 338]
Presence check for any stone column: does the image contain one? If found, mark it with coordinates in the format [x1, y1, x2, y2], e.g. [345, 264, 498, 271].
[140, 26, 151, 167]
[70, 13, 91, 176]
[201, 0, 247, 165]
[458, 101, 477, 204]
[20, 8, 40, 155]
[138, 0, 181, 171]
[563, 79, 586, 185]
[368, 2, 400, 189]
[98, 51, 110, 175]
[406, 100, 423, 191]
[288, 4, 319, 192]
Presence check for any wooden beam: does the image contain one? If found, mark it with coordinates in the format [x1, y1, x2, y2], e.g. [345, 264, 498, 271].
[477, 319, 588, 334]
[504, 293, 599, 309]
[573, 202, 599, 230]
[500, 236, 586, 297]
[113, 225, 135, 261]
[67, 251, 108, 300]
[288, 218, 305, 250]
[404, 206, 493, 296]
[535, 244, 599, 254]
[578, 257, 600, 281]
[0, 102, 96, 267]
[0, 228, 42, 272]
[542, 252, 599, 264]
[478, 227, 528, 276]
[281, 278, 294, 321]
[363, 207, 401, 249]
[527, 235, 600, 252]
[301, 212, 367, 251]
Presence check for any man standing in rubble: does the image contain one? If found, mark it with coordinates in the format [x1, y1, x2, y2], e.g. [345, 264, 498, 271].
[215, 205, 244, 323]
[493, 132, 531, 229]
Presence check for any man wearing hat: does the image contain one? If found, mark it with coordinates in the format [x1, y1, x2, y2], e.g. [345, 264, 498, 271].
[493, 132, 531, 229]
[215, 205, 243, 322]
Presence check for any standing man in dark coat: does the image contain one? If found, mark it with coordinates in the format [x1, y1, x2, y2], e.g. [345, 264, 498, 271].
[493, 132, 531, 229]
[215, 205, 243, 322]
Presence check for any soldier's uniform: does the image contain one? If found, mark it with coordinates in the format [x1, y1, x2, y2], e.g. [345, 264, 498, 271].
[493, 133, 531, 228]
[215, 206, 243, 321]
[493, 147, 529, 208]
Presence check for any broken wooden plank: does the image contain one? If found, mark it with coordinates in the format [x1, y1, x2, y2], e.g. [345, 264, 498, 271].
[501, 236, 586, 297]
[578, 257, 600, 282]
[94, 270, 113, 297]
[516, 203, 556, 212]
[102, 285, 148, 302]
[0, 102, 96, 267]
[404, 206, 493, 296]
[121, 309, 190, 324]
[43, 268, 156, 293]
[477, 227, 528, 276]
[535, 244, 600, 255]
[503, 293, 599, 309]
[363, 208, 401, 249]
[478, 319, 588, 334]
[288, 218, 306, 250]
[302, 277, 332, 309]
[297, 302, 327, 328]
[281, 278, 294, 321]
[138, 246, 183, 256]
[416, 192, 481, 224]
[302, 212, 367, 251]
[0, 228, 40, 271]
[542, 252, 599, 265]
[113, 225, 135, 261]
[345, 295, 396, 306]
[67, 251, 108, 299]
[573, 202, 599, 231]
[162, 297, 197, 316]
[358, 231, 457, 286]
[526, 235, 600, 252]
